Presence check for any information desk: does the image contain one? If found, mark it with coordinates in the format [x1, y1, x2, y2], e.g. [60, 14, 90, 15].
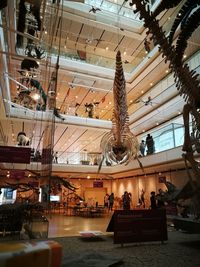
[112, 209, 168, 244]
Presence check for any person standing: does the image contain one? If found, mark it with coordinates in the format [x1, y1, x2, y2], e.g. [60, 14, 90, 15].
[53, 151, 58, 163]
[146, 134, 155, 155]
[104, 193, 109, 209]
[108, 193, 114, 211]
[122, 191, 131, 210]
[141, 189, 145, 208]
[139, 140, 146, 156]
[156, 189, 165, 208]
[150, 191, 157, 209]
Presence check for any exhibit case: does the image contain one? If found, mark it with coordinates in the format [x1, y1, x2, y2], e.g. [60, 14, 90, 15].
[29, 215, 49, 239]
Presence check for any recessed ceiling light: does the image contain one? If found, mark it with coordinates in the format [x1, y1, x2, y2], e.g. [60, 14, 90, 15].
[123, 51, 127, 55]
[130, 100, 133, 103]
[142, 129, 145, 132]
[105, 47, 109, 51]
[165, 70, 169, 73]
[141, 90, 144, 94]
[183, 54, 187, 58]
[150, 83, 153, 86]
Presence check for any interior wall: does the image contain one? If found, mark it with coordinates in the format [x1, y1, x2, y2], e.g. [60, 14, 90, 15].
[112, 169, 191, 209]
[70, 179, 112, 201]
[84, 187, 107, 206]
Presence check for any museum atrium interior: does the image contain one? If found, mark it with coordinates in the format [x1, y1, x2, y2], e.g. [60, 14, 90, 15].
[0, 0, 200, 208]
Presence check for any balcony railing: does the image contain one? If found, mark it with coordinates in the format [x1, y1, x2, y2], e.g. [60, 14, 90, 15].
[30, 122, 186, 166]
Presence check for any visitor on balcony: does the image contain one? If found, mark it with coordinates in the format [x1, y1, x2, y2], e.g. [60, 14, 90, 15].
[146, 134, 155, 155]
[139, 140, 146, 156]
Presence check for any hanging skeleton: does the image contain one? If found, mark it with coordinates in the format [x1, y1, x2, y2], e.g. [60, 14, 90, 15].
[100, 51, 139, 166]
[16, 0, 42, 47]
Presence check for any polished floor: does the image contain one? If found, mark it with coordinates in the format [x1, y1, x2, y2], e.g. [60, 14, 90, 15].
[47, 213, 112, 238]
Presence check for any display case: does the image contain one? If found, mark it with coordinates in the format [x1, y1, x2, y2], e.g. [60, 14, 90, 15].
[29, 215, 49, 239]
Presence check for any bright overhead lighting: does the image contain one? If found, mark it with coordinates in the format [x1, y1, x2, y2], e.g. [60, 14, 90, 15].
[183, 54, 187, 58]
[32, 93, 40, 100]
[105, 47, 109, 51]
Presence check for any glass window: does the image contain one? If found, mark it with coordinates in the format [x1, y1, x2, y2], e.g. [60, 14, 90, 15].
[3, 188, 13, 200]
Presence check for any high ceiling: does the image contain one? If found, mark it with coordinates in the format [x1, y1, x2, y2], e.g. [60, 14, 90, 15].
[0, 0, 200, 165]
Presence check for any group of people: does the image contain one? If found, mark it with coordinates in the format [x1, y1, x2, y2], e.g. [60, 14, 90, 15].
[150, 189, 165, 209]
[104, 188, 167, 211]
[139, 134, 155, 156]
[104, 193, 114, 211]
[104, 191, 133, 211]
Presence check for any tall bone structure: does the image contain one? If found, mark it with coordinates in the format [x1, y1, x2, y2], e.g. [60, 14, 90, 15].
[100, 51, 139, 165]
[129, 0, 200, 209]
